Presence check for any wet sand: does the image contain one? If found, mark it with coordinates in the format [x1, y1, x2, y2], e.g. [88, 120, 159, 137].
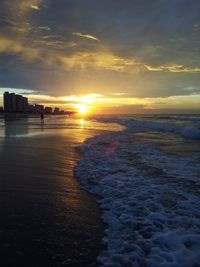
[0, 127, 104, 266]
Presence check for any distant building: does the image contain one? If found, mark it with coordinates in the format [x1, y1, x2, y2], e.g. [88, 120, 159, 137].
[35, 104, 44, 113]
[27, 104, 35, 113]
[3, 92, 8, 112]
[54, 107, 60, 114]
[44, 107, 52, 114]
[10, 93, 16, 112]
[23, 97, 28, 112]
[3, 91, 75, 116]
[16, 95, 23, 112]
[4, 92, 29, 113]
[4, 92, 16, 112]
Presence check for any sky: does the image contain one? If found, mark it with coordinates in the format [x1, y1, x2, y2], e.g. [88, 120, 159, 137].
[0, 0, 200, 114]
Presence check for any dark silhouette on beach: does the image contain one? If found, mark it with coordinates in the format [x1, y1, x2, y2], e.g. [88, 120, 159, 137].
[40, 113, 44, 122]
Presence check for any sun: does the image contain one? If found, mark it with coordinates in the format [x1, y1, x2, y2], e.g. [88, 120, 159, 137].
[76, 104, 89, 115]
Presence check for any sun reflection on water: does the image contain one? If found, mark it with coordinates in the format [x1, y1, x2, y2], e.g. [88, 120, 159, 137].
[79, 118, 85, 128]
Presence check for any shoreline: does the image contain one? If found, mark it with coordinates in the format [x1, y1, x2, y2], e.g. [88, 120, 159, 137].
[0, 127, 104, 266]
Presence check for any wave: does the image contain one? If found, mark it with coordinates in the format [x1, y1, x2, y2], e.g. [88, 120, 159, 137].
[141, 115, 200, 122]
[93, 117, 200, 139]
[76, 130, 200, 267]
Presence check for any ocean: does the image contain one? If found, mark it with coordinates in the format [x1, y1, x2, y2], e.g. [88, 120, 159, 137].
[76, 114, 200, 267]
[0, 115, 200, 267]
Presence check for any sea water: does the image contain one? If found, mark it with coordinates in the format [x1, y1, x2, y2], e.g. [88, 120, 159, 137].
[1, 114, 200, 266]
[0, 114, 122, 138]
[76, 114, 200, 267]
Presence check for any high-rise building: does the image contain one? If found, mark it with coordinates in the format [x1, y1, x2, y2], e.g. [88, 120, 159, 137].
[4, 92, 10, 112]
[44, 107, 52, 114]
[10, 93, 16, 112]
[23, 97, 28, 112]
[3, 92, 29, 113]
[16, 95, 23, 112]
[3, 92, 16, 112]
[35, 104, 44, 113]
[3, 91, 70, 115]
[27, 104, 35, 113]
[54, 107, 60, 114]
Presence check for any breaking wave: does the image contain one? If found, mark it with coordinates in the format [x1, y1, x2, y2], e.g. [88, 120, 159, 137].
[76, 117, 200, 267]
[94, 117, 200, 139]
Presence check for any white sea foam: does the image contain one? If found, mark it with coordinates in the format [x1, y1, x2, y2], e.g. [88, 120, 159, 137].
[142, 115, 200, 122]
[93, 117, 200, 139]
[76, 118, 200, 267]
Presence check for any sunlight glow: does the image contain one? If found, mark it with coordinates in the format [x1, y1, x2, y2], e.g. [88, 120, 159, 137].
[1, 89, 199, 115]
[79, 118, 85, 128]
[76, 104, 89, 115]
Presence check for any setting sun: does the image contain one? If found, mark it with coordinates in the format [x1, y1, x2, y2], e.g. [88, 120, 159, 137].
[76, 104, 89, 115]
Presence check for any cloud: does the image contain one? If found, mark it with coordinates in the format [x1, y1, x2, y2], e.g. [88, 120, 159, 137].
[111, 92, 129, 96]
[5, 1, 43, 15]
[38, 26, 51, 31]
[1, 33, 199, 76]
[73, 32, 100, 42]
[145, 64, 200, 73]
[19, 0, 42, 13]
[0, 35, 136, 72]
[3, 30, 199, 77]
[61, 51, 143, 72]
[30, 4, 40, 10]
[0, 36, 41, 60]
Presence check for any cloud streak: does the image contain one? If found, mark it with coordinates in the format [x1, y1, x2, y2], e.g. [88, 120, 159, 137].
[30, 4, 40, 10]
[73, 32, 100, 42]
[145, 64, 200, 73]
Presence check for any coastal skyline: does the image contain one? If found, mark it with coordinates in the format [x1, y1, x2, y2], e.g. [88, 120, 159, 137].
[2, 91, 72, 114]
[0, 0, 200, 114]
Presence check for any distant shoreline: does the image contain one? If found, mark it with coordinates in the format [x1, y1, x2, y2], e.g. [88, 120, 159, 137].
[0, 112, 76, 117]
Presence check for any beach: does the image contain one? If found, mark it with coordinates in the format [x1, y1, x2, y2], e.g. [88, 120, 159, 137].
[0, 115, 120, 266]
